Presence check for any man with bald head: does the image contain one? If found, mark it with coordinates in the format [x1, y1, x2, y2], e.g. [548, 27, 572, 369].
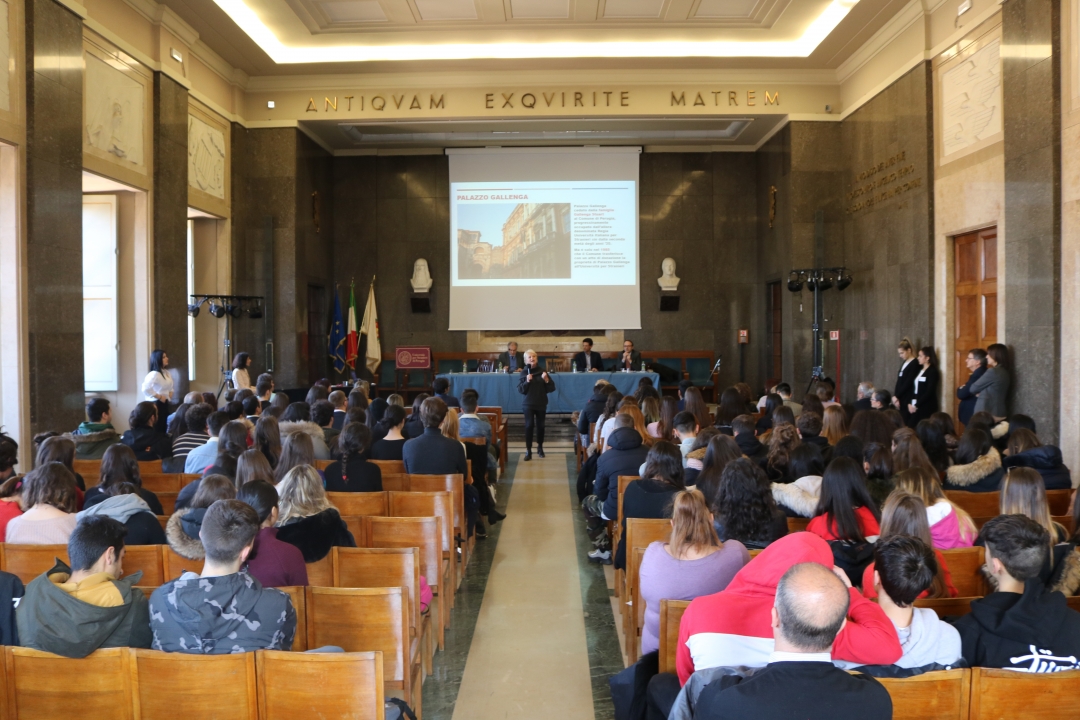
[695, 562, 892, 720]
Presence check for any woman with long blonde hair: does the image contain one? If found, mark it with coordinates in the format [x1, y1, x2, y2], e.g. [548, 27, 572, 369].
[274, 464, 356, 562]
[637, 488, 750, 655]
[893, 467, 976, 549]
[1001, 467, 1068, 550]
[621, 405, 655, 448]
[822, 405, 849, 446]
[891, 428, 938, 476]
[862, 492, 957, 599]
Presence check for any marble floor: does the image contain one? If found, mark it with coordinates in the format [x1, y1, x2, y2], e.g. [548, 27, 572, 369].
[422, 440, 622, 720]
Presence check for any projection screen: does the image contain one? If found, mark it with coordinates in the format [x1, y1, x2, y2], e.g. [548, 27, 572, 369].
[447, 147, 641, 331]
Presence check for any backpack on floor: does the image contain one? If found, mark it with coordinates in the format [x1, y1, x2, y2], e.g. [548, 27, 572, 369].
[385, 698, 417, 720]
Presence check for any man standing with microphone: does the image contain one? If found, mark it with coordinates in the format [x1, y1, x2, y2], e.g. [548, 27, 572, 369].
[518, 349, 555, 461]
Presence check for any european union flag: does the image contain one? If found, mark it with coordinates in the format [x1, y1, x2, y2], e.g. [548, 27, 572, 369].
[328, 289, 346, 374]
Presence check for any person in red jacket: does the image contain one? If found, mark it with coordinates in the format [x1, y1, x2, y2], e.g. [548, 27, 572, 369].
[675, 532, 902, 685]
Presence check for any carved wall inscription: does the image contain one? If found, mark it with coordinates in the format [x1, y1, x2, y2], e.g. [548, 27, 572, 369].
[188, 114, 225, 199]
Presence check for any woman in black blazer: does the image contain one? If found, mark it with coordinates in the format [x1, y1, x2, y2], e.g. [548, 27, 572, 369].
[906, 346, 940, 426]
[892, 337, 920, 426]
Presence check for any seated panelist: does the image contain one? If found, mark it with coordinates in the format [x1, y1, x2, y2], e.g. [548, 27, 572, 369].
[573, 338, 604, 372]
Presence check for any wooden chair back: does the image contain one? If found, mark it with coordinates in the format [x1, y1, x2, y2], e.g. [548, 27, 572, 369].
[380, 473, 409, 492]
[787, 517, 810, 533]
[156, 492, 178, 516]
[137, 474, 201, 494]
[138, 460, 163, 474]
[748, 548, 763, 558]
[1069, 596, 1080, 613]
[305, 586, 410, 689]
[658, 599, 690, 674]
[72, 459, 102, 476]
[255, 650, 384, 720]
[970, 666, 1080, 718]
[343, 515, 366, 546]
[877, 668, 971, 720]
[335, 547, 423, 636]
[913, 596, 975, 619]
[0, 544, 69, 583]
[162, 547, 204, 581]
[1055, 514, 1074, 535]
[945, 491, 1000, 519]
[123, 544, 165, 587]
[328, 491, 388, 517]
[4, 646, 135, 720]
[276, 586, 307, 651]
[305, 554, 335, 587]
[370, 459, 406, 475]
[408, 473, 465, 545]
[388, 491, 454, 556]
[315, 459, 333, 471]
[940, 547, 987, 597]
[1046, 489, 1072, 516]
[155, 515, 168, 531]
[132, 649, 257, 720]
[462, 436, 486, 446]
[366, 516, 442, 592]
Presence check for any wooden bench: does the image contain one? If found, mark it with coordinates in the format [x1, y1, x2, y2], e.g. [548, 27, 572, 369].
[914, 596, 976, 619]
[388, 490, 458, 603]
[786, 517, 810, 533]
[941, 547, 988, 597]
[878, 668, 971, 720]
[624, 518, 671, 663]
[408, 473, 468, 570]
[946, 489, 1072, 519]
[73, 459, 164, 477]
[658, 599, 690, 674]
[613, 475, 640, 601]
[969, 666, 1080, 718]
[328, 490, 389, 517]
[255, 650, 384, 720]
[132, 648, 258, 720]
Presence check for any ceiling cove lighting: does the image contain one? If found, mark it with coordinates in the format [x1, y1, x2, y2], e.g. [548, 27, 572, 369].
[211, 0, 860, 63]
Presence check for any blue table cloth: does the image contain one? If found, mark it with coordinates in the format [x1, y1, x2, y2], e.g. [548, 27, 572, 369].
[437, 371, 661, 414]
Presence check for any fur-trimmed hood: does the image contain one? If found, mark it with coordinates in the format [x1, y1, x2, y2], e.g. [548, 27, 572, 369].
[65, 428, 120, 445]
[165, 509, 206, 561]
[279, 421, 326, 443]
[945, 447, 1002, 488]
[991, 421, 1009, 440]
[1051, 546, 1080, 596]
[274, 508, 355, 563]
[771, 475, 822, 518]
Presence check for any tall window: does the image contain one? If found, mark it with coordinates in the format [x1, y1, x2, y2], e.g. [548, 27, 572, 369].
[187, 219, 196, 381]
[82, 196, 119, 391]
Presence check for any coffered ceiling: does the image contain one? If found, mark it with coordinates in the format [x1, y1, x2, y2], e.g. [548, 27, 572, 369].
[161, 0, 914, 75]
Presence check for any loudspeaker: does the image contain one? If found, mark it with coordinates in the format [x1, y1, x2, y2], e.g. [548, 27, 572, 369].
[659, 294, 680, 312]
[411, 295, 431, 313]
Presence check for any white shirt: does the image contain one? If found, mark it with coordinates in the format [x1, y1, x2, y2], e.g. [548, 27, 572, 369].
[768, 651, 832, 664]
[899, 358, 914, 376]
[911, 366, 928, 407]
[232, 367, 253, 391]
[142, 370, 174, 402]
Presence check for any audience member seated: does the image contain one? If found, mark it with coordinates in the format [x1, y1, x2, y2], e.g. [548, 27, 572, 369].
[806, 457, 881, 545]
[280, 402, 332, 460]
[275, 465, 356, 562]
[755, 394, 783, 434]
[861, 535, 963, 673]
[198, 420, 249, 483]
[871, 389, 892, 410]
[432, 377, 461, 408]
[797, 412, 830, 458]
[682, 387, 711, 436]
[582, 413, 649, 564]
[671, 411, 698, 465]
[235, 480, 308, 587]
[849, 409, 895, 448]
[943, 427, 1004, 492]
[370, 405, 408, 460]
[830, 435, 863, 464]
[709, 458, 788, 549]
[853, 382, 874, 413]
[861, 493, 957, 600]
[770, 442, 824, 516]
[732, 414, 767, 464]
[1003, 428, 1072, 490]
[256, 377, 274, 411]
[17, 516, 152, 657]
[6, 463, 78, 544]
[69, 397, 122, 459]
[930, 411, 960, 452]
[254, 416, 281, 470]
[235, 449, 276, 488]
[403, 397, 468, 477]
[312, 400, 339, 449]
[273, 431, 317, 485]
[862, 442, 894, 508]
[185, 411, 229, 474]
[121, 402, 173, 461]
[914, 419, 951, 476]
[171, 402, 213, 465]
[0, 429, 18, 486]
[686, 432, 735, 489]
[892, 427, 939, 476]
[775, 383, 802, 417]
[894, 467, 976, 550]
[151, 499, 296, 653]
[763, 421, 800, 483]
[693, 562, 893, 720]
[36, 436, 86, 493]
[83, 444, 164, 514]
[592, 392, 624, 450]
[166, 476, 236, 564]
[243, 395, 262, 425]
[78, 483, 167, 545]
[677, 379, 694, 412]
[821, 406, 848, 447]
[323, 423, 382, 493]
[599, 396, 637, 450]
[801, 395, 826, 423]
[955, 515, 1080, 672]
[0, 474, 23, 539]
[665, 533, 900, 692]
[639, 489, 749, 655]
[712, 388, 746, 436]
[328, 390, 348, 430]
[883, 407, 906, 431]
[579, 381, 615, 444]
[995, 467, 1069, 545]
[614, 441, 685, 570]
[402, 394, 428, 440]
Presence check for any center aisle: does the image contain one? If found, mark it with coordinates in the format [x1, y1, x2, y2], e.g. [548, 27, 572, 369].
[450, 450, 600, 720]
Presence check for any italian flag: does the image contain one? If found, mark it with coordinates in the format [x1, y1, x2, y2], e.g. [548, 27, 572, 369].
[345, 283, 359, 371]
[360, 281, 381, 375]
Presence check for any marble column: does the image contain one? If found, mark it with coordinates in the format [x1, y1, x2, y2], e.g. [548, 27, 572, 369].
[24, 0, 84, 435]
[1002, 0, 1061, 441]
[152, 73, 189, 383]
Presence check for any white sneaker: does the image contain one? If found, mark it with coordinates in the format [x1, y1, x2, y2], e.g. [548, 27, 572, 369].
[588, 548, 612, 564]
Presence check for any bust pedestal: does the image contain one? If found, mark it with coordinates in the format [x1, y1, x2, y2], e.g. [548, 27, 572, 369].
[410, 292, 431, 313]
[659, 291, 680, 312]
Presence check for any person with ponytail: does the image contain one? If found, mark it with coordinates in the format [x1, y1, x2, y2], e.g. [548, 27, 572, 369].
[324, 423, 382, 493]
[862, 492, 958, 600]
[370, 405, 407, 461]
[892, 337, 920, 426]
[235, 479, 308, 587]
[174, 421, 249, 510]
[638, 488, 749, 655]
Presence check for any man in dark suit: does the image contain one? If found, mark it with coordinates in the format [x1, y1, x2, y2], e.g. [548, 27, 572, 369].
[695, 562, 892, 720]
[956, 348, 987, 425]
[573, 338, 605, 372]
[619, 339, 642, 371]
[853, 381, 874, 413]
[432, 377, 460, 408]
[497, 342, 524, 373]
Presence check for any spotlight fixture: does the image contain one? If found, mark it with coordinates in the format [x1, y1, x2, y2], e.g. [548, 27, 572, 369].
[786, 272, 803, 293]
[246, 303, 263, 319]
[837, 272, 852, 291]
[208, 299, 226, 318]
[187, 299, 203, 318]
[805, 276, 818, 292]
[816, 275, 833, 291]
[226, 301, 243, 318]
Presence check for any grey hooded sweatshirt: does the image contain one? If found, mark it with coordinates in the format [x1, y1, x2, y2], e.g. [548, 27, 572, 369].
[149, 570, 295, 654]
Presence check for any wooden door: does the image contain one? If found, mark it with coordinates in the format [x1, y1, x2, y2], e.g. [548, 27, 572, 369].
[954, 228, 997, 421]
[767, 281, 783, 386]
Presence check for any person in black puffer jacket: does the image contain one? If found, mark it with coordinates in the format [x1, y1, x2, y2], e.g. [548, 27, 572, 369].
[943, 428, 1004, 493]
[1003, 429, 1072, 490]
[165, 476, 235, 561]
[120, 402, 173, 461]
[274, 465, 356, 562]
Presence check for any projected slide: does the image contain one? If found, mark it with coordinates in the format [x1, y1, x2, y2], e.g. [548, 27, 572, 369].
[451, 182, 636, 287]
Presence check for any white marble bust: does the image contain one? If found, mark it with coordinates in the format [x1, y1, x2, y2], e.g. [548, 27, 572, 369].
[657, 257, 681, 291]
[411, 258, 432, 293]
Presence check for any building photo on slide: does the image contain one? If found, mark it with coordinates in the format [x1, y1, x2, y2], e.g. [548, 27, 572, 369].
[457, 202, 572, 280]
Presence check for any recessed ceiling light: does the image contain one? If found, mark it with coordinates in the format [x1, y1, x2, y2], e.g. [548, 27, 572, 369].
[267, 100, 275, 108]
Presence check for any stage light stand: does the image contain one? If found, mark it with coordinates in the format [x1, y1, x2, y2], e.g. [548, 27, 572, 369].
[786, 267, 853, 394]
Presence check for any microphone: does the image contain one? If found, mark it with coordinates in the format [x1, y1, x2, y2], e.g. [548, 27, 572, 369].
[711, 356, 723, 373]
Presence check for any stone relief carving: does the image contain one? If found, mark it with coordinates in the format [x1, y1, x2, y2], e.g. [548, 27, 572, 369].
[188, 115, 226, 199]
[941, 38, 1002, 157]
[0, 1, 10, 112]
[84, 54, 145, 167]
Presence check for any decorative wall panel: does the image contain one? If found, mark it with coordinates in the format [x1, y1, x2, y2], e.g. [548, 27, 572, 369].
[188, 114, 225, 199]
[85, 54, 145, 167]
[936, 25, 1003, 165]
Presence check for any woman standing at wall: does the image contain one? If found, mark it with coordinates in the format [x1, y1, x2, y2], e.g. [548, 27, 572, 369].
[969, 343, 1010, 421]
[906, 346, 940, 427]
[892, 338, 920, 427]
[142, 349, 174, 433]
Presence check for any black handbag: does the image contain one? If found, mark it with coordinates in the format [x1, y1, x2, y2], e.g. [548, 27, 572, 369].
[609, 650, 659, 720]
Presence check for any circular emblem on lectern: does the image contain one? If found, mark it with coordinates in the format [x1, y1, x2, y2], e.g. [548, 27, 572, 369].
[397, 350, 413, 365]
